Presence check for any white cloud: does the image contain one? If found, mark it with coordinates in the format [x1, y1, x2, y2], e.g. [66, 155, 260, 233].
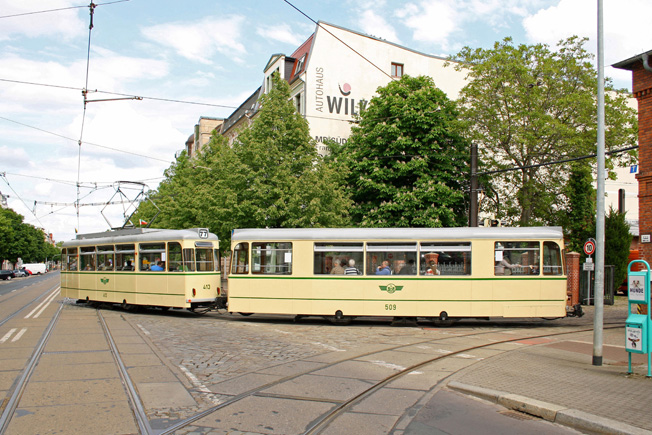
[523, 0, 652, 88]
[141, 15, 247, 64]
[0, 0, 85, 41]
[358, 10, 401, 44]
[399, 1, 460, 50]
[257, 24, 304, 47]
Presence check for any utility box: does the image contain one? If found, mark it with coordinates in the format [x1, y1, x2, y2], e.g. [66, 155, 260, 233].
[626, 260, 651, 376]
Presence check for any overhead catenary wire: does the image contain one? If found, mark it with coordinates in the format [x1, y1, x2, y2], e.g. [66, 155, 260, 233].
[0, 115, 174, 164]
[282, 0, 394, 81]
[0, 1, 129, 20]
[0, 78, 239, 110]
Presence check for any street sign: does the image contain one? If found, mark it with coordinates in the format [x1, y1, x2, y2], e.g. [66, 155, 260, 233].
[584, 239, 596, 256]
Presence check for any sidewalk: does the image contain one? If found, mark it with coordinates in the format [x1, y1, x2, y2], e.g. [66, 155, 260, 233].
[408, 300, 652, 434]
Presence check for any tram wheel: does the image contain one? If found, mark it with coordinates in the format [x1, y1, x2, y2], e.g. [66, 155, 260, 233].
[238, 312, 253, 316]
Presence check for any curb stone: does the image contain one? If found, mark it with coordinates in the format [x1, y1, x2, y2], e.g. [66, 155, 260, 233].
[447, 381, 651, 435]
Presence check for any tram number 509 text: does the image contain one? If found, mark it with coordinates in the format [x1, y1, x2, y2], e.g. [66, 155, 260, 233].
[385, 304, 397, 311]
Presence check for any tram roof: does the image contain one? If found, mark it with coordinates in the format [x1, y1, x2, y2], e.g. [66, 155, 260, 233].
[232, 227, 564, 242]
[62, 228, 218, 247]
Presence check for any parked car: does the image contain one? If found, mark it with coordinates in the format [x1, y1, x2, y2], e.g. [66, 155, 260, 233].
[0, 270, 16, 280]
[13, 269, 27, 277]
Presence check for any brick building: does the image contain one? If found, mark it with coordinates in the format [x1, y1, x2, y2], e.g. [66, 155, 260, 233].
[614, 50, 652, 261]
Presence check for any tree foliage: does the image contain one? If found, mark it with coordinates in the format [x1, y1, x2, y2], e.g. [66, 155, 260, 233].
[562, 163, 596, 253]
[602, 207, 632, 288]
[340, 75, 470, 227]
[135, 73, 352, 251]
[452, 36, 638, 226]
[0, 207, 60, 264]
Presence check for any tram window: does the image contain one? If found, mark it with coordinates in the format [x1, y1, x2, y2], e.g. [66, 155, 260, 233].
[140, 243, 166, 271]
[97, 245, 114, 271]
[420, 242, 472, 276]
[183, 248, 196, 272]
[495, 242, 540, 276]
[313, 243, 363, 275]
[252, 242, 292, 275]
[543, 242, 563, 275]
[168, 242, 183, 272]
[115, 244, 135, 271]
[366, 243, 417, 276]
[65, 248, 78, 271]
[80, 247, 96, 271]
[196, 248, 213, 272]
[231, 243, 249, 274]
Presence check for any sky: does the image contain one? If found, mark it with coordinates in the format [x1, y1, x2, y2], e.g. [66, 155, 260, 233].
[0, 0, 649, 245]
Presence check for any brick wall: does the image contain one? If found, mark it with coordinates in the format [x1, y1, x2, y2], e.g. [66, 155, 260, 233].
[634, 63, 652, 263]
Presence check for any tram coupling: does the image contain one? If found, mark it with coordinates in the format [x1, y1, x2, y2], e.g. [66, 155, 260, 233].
[566, 303, 584, 317]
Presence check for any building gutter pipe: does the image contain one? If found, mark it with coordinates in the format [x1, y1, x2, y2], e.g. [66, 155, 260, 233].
[643, 53, 652, 73]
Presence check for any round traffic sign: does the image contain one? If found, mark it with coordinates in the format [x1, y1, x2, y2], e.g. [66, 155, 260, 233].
[583, 240, 596, 256]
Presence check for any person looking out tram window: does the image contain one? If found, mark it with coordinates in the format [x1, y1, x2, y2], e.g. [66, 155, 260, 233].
[345, 259, 361, 275]
[331, 259, 344, 274]
[495, 255, 519, 275]
[151, 261, 164, 271]
[376, 260, 391, 275]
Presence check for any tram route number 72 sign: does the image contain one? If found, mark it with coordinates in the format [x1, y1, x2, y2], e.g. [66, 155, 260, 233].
[583, 239, 596, 256]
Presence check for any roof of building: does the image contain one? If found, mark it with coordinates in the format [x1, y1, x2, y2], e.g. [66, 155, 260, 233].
[612, 49, 652, 70]
[221, 86, 262, 135]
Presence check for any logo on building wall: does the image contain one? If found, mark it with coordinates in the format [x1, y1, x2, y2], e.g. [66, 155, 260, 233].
[339, 83, 351, 96]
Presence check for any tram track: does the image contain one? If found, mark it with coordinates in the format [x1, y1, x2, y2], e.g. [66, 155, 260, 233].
[143, 318, 624, 434]
[0, 300, 63, 433]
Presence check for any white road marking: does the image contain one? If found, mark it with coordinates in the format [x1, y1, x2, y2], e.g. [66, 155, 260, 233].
[178, 365, 222, 405]
[25, 287, 60, 319]
[0, 328, 17, 344]
[11, 328, 27, 342]
[312, 342, 345, 352]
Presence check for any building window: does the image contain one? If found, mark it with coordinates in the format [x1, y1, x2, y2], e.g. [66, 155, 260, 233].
[391, 62, 404, 78]
[295, 55, 305, 75]
[295, 93, 302, 114]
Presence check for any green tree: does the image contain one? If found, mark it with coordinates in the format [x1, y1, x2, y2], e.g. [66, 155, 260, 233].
[562, 163, 596, 253]
[603, 207, 632, 289]
[228, 72, 351, 237]
[134, 72, 352, 251]
[452, 36, 638, 226]
[341, 75, 470, 227]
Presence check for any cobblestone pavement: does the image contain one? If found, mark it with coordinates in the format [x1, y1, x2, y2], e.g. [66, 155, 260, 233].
[57, 295, 633, 434]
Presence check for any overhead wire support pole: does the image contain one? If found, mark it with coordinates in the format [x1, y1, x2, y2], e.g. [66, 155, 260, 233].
[593, 0, 606, 367]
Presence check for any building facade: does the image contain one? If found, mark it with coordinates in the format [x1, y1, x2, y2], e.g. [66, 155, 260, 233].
[614, 50, 652, 260]
[249, 22, 467, 155]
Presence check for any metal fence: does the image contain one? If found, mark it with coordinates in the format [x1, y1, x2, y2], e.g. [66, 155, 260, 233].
[579, 264, 614, 305]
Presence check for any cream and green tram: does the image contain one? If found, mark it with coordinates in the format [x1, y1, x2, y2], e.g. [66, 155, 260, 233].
[228, 227, 569, 323]
[61, 228, 221, 311]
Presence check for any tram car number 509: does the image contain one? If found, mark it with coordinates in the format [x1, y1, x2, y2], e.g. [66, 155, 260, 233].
[385, 304, 397, 311]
